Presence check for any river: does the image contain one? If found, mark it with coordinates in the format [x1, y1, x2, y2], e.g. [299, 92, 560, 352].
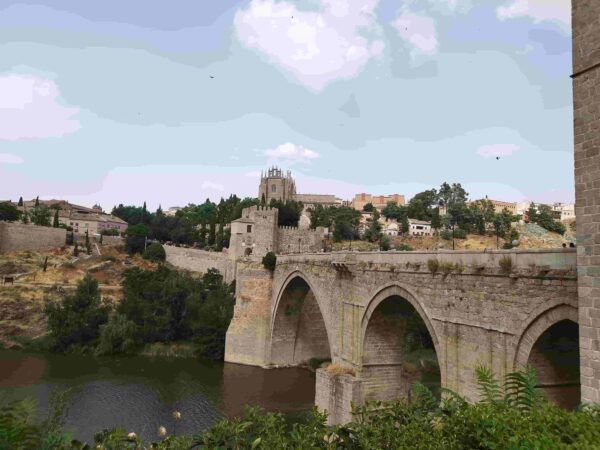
[0, 350, 316, 443]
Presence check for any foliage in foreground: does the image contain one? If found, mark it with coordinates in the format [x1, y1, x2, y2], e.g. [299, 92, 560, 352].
[2, 367, 600, 449]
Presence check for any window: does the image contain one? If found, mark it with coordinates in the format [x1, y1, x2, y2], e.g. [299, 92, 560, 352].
[247, 225, 252, 233]
[271, 184, 276, 192]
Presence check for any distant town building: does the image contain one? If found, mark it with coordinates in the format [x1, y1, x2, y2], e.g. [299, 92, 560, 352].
[258, 166, 343, 208]
[470, 198, 517, 214]
[165, 207, 182, 217]
[351, 193, 406, 211]
[408, 219, 432, 236]
[14, 199, 127, 234]
[552, 203, 575, 222]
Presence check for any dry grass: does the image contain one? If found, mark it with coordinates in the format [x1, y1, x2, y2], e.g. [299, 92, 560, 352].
[325, 363, 356, 376]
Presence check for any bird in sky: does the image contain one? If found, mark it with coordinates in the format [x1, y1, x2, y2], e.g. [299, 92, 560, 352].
[209, 75, 214, 79]
[496, 156, 500, 160]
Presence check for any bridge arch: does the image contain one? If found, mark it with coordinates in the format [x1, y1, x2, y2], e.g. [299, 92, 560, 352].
[360, 283, 442, 402]
[514, 304, 580, 409]
[269, 271, 332, 367]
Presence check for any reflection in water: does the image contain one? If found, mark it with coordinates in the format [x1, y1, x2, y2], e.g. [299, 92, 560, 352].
[0, 351, 315, 443]
[221, 363, 315, 418]
[0, 356, 46, 387]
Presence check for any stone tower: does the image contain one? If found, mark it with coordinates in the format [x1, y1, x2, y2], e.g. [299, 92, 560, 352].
[573, 1, 600, 404]
[258, 166, 296, 204]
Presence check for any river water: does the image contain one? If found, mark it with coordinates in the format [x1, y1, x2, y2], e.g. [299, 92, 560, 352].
[0, 350, 315, 443]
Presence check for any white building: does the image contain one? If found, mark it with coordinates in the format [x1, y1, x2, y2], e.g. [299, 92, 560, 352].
[408, 219, 432, 236]
[552, 203, 575, 222]
[383, 221, 399, 237]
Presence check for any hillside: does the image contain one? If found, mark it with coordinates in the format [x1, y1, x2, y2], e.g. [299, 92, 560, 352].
[333, 223, 575, 252]
[0, 245, 157, 348]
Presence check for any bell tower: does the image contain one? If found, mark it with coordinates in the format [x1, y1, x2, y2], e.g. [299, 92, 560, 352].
[258, 166, 296, 204]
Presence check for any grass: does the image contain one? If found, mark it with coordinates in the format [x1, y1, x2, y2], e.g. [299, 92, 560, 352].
[326, 363, 356, 376]
[499, 256, 513, 274]
[427, 259, 439, 274]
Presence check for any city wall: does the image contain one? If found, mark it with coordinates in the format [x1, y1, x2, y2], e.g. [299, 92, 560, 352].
[0, 222, 67, 254]
[164, 245, 236, 283]
[276, 226, 324, 254]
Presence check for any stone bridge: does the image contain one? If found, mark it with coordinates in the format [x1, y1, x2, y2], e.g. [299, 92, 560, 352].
[225, 249, 580, 423]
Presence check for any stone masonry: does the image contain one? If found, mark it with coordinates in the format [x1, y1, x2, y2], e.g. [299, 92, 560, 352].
[0, 222, 67, 254]
[225, 249, 579, 424]
[573, 0, 600, 404]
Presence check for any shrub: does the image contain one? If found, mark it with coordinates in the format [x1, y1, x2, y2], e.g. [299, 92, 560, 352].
[397, 243, 413, 251]
[95, 313, 139, 356]
[262, 251, 277, 271]
[439, 261, 454, 275]
[499, 256, 513, 274]
[143, 242, 166, 262]
[427, 259, 439, 274]
[379, 235, 391, 251]
[102, 254, 117, 262]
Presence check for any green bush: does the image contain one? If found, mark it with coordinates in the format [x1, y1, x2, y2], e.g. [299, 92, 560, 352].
[95, 313, 139, 356]
[143, 242, 166, 262]
[44, 273, 111, 352]
[396, 243, 413, 251]
[262, 251, 277, 271]
[379, 235, 391, 251]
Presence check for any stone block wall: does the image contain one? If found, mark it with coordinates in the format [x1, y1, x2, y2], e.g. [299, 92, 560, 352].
[224, 261, 273, 366]
[276, 226, 325, 254]
[573, 0, 600, 404]
[0, 222, 67, 254]
[315, 369, 362, 425]
[164, 245, 236, 283]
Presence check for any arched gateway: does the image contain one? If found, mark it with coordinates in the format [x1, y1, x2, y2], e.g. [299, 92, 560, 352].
[225, 250, 580, 424]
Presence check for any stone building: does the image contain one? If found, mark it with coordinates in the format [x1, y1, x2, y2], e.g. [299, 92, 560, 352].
[258, 166, 343, 208]
[229, 205, 326, 260]
[351, 193, 406, 211]
[573, 0, 600, 405]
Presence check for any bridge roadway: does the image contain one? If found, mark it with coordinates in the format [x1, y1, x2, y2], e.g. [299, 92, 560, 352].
[224, 249, 579, 424]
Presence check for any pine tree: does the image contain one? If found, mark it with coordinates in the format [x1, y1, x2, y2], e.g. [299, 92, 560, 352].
[53, 209, 59, 228]
[18, 197, 23, 207]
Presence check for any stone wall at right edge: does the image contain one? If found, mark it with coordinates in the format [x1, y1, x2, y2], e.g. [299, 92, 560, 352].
[573, 0, 600, 404]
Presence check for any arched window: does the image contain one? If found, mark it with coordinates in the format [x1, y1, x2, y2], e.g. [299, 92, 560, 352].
[271, 184, 276, 193]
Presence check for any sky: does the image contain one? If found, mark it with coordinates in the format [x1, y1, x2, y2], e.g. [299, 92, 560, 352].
[0, 0, 573, 211]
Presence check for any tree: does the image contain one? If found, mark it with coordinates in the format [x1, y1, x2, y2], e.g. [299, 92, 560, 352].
[44, 273, 111, 352]
[30, 205, 51, 227]
[269, 199, 303, 227]
[208, 218, 216, 247]
[262, 252, 277, 271]
[21, 211, 29, 224]
[124, 224, 149, 254]
[143, 242, 166, 262]
[199, 221, 207, 247]
[17, 196, 23, 207]
[363, 209, 382, 243]
[0, 202, 21, 222]
[53, 209, 59, 228]
[74, 243, 79, 256]
[35, 196, 39, 207]
[363, 203, 374, 212]
[95, 313, 139, 356]
[431, 208, 441, 231]
[401, 215, 410, 235]
[407, 189, 439, 221]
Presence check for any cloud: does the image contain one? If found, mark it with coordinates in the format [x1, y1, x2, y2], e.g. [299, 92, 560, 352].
[201, 180, 225, 191]
[234, 0, 384, 91]
[264, 142, 320, 164]
[496, 0, 570, 30]
[0, 74, 80, 141]
[477, 143, 521, 158]
[0, 153, 24, 164]
[392, 10, 438, 58]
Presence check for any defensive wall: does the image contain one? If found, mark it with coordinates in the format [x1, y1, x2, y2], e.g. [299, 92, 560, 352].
[0, 222, 67, 254]
[164, 245, 236, 283]
[225, 248, 579, 423]
[573, 0, 600, 405]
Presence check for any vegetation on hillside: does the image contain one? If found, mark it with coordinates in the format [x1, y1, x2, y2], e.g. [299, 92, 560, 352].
[40, 266, 235, 360]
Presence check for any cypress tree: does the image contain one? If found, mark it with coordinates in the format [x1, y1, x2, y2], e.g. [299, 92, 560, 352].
[74, 243, 79, 257]
[199, 220, 207, 248]
[85, 231, 90, 249]
[18, 197, 23, 207]
[53, 209, 59, 228]
[208, 218, 216, 246]
[35, 196, 39, 207]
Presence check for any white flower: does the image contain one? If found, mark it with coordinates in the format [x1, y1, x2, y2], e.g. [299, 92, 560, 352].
[158, 426, 167, 437]
[127, 432, 137, 440]
[172, 410, 182, 421]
